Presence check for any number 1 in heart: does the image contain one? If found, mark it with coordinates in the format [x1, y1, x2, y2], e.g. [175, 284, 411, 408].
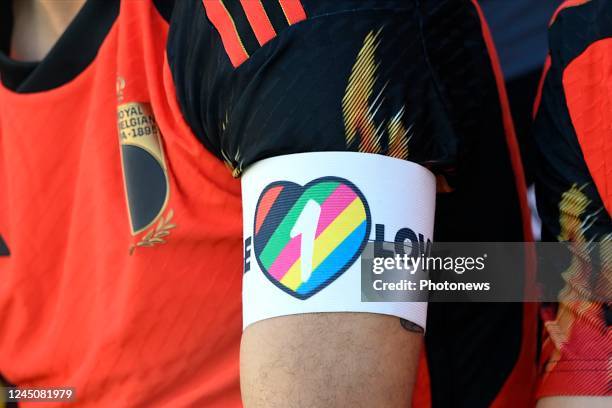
[290, 199, 322, 284]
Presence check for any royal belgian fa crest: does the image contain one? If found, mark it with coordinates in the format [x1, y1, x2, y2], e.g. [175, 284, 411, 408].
[117, 99, 175, 254]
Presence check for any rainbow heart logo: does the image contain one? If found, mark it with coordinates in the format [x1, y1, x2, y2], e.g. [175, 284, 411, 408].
[253, 177, 371, 299]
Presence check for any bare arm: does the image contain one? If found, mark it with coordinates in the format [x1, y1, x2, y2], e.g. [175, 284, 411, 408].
[538, 397, 611, 408]
[241, 313, 421, 408]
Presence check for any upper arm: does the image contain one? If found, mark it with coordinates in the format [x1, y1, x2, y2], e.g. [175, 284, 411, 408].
[167, 0, 465, 405]
[534, 0, 612, 243]
[240, 313, 421, 407]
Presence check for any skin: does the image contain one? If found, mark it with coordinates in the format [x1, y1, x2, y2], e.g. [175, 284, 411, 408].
[538, 397, 611, 408]
[241, 313, 422, 407]
[10, 0, 85, 61]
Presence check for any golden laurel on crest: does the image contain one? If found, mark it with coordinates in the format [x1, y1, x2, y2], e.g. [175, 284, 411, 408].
[129, 209, 176, 255]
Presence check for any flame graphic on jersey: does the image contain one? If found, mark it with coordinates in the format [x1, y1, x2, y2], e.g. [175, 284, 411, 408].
[342, 30, 411, 159]
[556, 184, 611, 297]
[542, 184, 611, 376]
[558, 184, 590, 243]
[220, 111, 245, 178]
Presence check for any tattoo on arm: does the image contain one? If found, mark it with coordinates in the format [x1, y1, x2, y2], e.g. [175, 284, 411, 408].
[400, 318, 424, 333]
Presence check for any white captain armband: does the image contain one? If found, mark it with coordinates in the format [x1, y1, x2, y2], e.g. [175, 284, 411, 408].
[241, 152, 436, 330]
